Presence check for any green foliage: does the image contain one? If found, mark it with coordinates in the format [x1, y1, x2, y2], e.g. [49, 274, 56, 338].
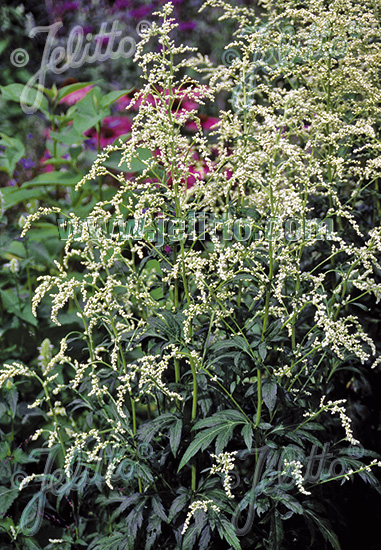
[0, 1, 381, 549]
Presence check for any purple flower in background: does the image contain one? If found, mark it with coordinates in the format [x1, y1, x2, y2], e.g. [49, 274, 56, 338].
[19, 158, 35, 170]
[95, 34, 110, 46]
[164, 245, 172, 254]
[56, 1, 79, 16]
[159, 0, 185, 4]
[27, 133, 34, 140]
[8, 179, 17, 187]
[179, 21, 197, 32]
[112, 0, 131, 11]
[84, 139, 97, 151]
[129, 5, 153, 19]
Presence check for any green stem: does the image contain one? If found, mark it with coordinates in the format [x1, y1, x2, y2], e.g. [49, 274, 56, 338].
[190, 357, 197, 492]
[130, 396, 142, 493]
[254, 368, 262, 428]
[97, 122, 103, 202]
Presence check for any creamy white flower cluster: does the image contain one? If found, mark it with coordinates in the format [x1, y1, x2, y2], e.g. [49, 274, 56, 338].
[304, 397, 359, 445]
[282, 459, 311, 496]
[181, 499, 220, 535]
[210, 450, 238, 498]
[116, 347, 183, 414]
[0, 362, 34, 387]
[37, 338, 54, 374]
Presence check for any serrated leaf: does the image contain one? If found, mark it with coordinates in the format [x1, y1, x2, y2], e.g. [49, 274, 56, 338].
[241, 424, 253, 452]
[182, 524, 198, 550]
[262, 381, 277, 414]
[304, 509, 341, 550]
[169, 419, 182, 457]
[210, 336, 249, 355]
[269, 511, 284, 550]
[178, 411, 246, 471]
[199, 525, 211, 550]
[145, 513, 162, 550]
[138, 413, 175, 443]
[273, 491, 303, 515]
[217, 517, 242, 550]
[0, 485, 19, 515]
[151, 494, 168, 523]
[168, 492, 189, 522]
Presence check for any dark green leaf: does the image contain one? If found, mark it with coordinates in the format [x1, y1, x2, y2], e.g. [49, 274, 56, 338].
[262, 381, 277, 414]
[169, 418, 182, 457]
[0, 485, 19, 515]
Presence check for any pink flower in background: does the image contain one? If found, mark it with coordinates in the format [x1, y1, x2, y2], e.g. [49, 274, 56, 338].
[185, 115, 220, 132]
[116, 86, 211, 114]
[40, 150, 54, 173]
[163, 150, 211, 191]
[59, 85, 93, 106]
[116, 90, 157, 111]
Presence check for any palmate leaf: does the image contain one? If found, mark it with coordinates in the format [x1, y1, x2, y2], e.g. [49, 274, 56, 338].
[168, 491, 189, 522]
[138, 413, 176, 443]
[216, 516, 242, 550]
[151, 494, 168, 523]
[88, 531, 134, 550]
[177, 410, 248, 472]
[138, 413, 183, 457]
[145, 513, 162, 550]
[304, 508, 341, 550]
[210, 336, 249, 356]
[141, 310, 185, 343]
[271, 489, 304, 515]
